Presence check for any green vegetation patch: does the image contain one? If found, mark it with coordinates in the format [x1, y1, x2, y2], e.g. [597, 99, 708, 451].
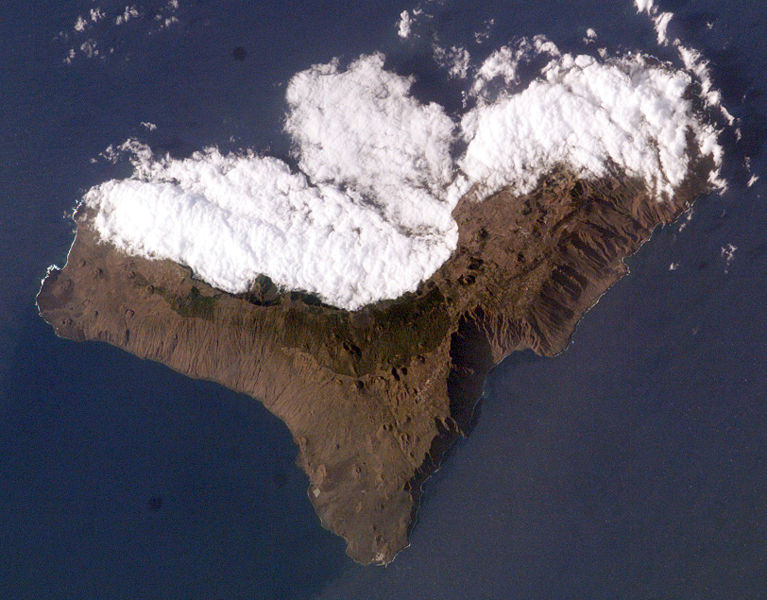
[168, 286, 217, 320]
[274, 286, 452, 377]
[150, 284, 218, 320]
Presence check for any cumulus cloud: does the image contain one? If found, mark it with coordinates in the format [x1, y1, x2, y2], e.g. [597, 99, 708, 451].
[82, 29, 726, 310]
[634, 0, 656, 14]
[74, 16, 89, 33]
[79, 39, 101, 60]
[90, 8, 106, 23]
[397, 6, 431, 40]
[474, 18, 494, 44]
[433, 45, 471, 79]
[460, 51, 723, 200]
[73, 7, 106, 32]
[632, 0, 735, 128]
[398, 10, 414, 39]
[471, 36, 560, 99]
[116, 6, 140, 26]
[63, 1, 180, 63]
[284, 54, 457, 234]
[720, 243, 737, 273]
[87, 55, 458, 309]
[153, 14, 179, 30]
[676, 44, 734, 128]
[148, 0, 181, 33]
[678, 207, 694, 233]
[88, 149, 458, 309]
[653, 11, 673, 45]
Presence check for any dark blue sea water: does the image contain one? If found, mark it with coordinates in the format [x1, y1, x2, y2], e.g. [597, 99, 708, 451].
[1, 1, 765, 598]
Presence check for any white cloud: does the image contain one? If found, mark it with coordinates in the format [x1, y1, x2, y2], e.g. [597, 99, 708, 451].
[65, 1, 178, 63]
[90, 8, 106, 23]
[72, 8, 104, 34]
[397, 7, 426, 39]
[433, 45, 471, 79]
[153, 13, 179, 30]
[653, 12, 673, 45]
[632, 0, 735, 129]
[89, 148, 458, 309]
[87, 55, 458, 310]
[460, 52, 723, 200]
[634, 0, 656, 15]
[721, 243, 737, 273]
[398, 10, 413, 39]
[633, 0, 670, 45]
[676, 44, 734, 127]
[471, 36, 560, 99]
[678, 207, 694, 232]
[284, 54, 457, 235]
[82, 36, 726, 310]
[74, 16, 88, 32]
[79, 39, 100, 59]
[116, 6, 140, 26]
[474, 18, 494, 44]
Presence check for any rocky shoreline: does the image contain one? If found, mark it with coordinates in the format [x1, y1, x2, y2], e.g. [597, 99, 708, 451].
[37, 164, 711, 565]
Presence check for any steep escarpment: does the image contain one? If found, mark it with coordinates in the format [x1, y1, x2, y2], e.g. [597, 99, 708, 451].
[37, 165, 709, 565]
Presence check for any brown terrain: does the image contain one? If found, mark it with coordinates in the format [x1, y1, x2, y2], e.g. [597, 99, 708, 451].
[37, 163, 711, 565]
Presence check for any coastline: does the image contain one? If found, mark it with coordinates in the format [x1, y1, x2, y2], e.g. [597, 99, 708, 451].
[36, 164, 712, 565]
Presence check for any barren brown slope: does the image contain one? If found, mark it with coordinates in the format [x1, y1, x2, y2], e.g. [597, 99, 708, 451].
[37, 165, 710, 565]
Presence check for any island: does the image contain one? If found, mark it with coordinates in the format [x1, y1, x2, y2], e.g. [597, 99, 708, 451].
[37, 161, 712, 565]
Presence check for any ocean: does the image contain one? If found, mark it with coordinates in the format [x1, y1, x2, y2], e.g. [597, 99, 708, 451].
[1, 0, 765, 598]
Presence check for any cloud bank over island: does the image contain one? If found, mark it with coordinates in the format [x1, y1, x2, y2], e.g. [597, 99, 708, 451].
[461, 51, 722, 200]
[90, 54, 459, 309]
[82, 4, 729, 311]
